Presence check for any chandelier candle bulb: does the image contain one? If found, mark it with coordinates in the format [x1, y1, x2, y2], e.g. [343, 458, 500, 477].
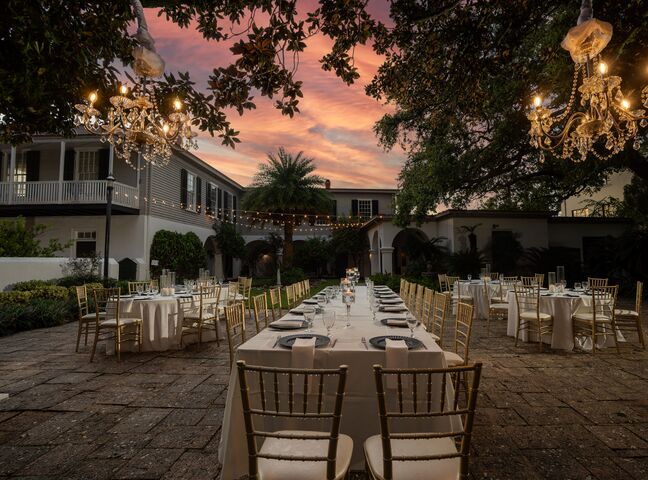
[89, 92, 97, 103]
[173, 99, 182, 110]
[533, 95, 542, 107]
[598, 62, 607, 75]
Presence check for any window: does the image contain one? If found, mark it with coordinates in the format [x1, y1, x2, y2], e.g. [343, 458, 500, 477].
[358, 199, 372, 218]
[14, 154, 26, 196]
[75, 231, 96, 258]
[208, 182, 218, 215]
[186, 172, 197, 211]
[0, 152, 8, 182]
[76, 151, 98, 181]
[571, 207, 590, 217]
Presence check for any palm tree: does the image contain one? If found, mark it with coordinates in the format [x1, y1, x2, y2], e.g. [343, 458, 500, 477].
[242, 148, 332, 268]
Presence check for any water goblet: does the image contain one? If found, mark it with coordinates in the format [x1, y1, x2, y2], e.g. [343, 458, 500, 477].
[467, 274, 472, 281]
[303, 307, 316, 333]
[574, 282, 582, 290]
[136, 286, 143, 296]
[406, 312, 417, 338]
[323, 311, 336, 338]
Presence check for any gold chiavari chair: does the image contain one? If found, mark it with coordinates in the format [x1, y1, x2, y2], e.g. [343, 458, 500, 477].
[74, 285, 105, 352]
[438, 274, 450, 293]
[179, 285, 221, 346]
[484, 283, 508, 335]
[534, 273, 545, 288]
[588, 277, 608, 288]
[128, 280, 158, 294]
[447, 277, 473, 314]
[444, 302, 474, 367]
[514, 284, 553, 352]
[90, 288, 142, 362]
[399, 280, 409, 304]
[304, 278, 311, 296]
[225, 301, 247, 367]
[227, 281, 239, 305]
[572, 285, 619, 354]
[252, 292, 269, 333]
[407, 283, 418, 310]
[521, 276, 539, 286]
[241, 277, 254, 319]
[236, 361, 353, 480]
[285, 284, 297, 309]
[269, 286, 283, 322]
[400, 277, 407, 294]
[414, 284, 426, 319]
[420, 287, 435, 331]
[489, 272, 500, 280]
[430, 291, 449, 346]
[364, 363, 483, 480]
[614, 281, 644, 349]
[502, 275, 518, 282]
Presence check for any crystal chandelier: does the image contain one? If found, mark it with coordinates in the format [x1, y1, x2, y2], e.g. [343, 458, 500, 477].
[74, 0, 197, 168]
[528, 0, 648, 162]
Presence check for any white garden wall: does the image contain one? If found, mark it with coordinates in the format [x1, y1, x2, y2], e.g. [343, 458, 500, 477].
[0, 257, 118, 291]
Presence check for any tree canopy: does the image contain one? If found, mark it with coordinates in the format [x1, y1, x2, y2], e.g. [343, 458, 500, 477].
[367, 0, 648, 224]
[1, 0, 376, 145]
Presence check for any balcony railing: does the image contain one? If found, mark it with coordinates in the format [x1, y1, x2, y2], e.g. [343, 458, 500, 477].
[0, 180, 139, 209]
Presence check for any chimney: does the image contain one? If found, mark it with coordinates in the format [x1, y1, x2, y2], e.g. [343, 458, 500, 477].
[325, 179, 331, 189]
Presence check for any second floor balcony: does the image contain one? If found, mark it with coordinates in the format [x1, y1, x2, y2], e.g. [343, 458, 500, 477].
[0, 180, 139, 210]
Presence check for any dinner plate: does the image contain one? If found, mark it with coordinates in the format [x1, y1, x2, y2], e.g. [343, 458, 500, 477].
[278, 334, 330, 349]
[268, 320, 306, 330]
[302, 299, 318, 304]
[369, 335, 424, 350]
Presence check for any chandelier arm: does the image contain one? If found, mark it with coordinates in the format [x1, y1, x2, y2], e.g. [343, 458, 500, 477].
[537, 111, 588, 143]
[577, 0, 593, 25]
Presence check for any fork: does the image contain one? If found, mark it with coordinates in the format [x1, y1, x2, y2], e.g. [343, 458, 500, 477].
[361, 336, 368, 350]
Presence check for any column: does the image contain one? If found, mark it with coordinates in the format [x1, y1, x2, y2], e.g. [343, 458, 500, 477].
[8, 146, 16, 201]
[369, 249, 379, 275]
[58, 140, 65, 203]
[379, 246, 394, 274]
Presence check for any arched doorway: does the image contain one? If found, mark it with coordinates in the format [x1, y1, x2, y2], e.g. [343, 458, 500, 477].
[392, 228, 429, 275]
[245, 239, 276, 278]
[204, 236, 224, 279]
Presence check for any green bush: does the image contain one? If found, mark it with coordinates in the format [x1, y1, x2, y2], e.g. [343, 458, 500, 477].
[281, 267, 306, 285]
[369, 273, 402, 292]
[150, 230, 207, 281]
[11, 279, 55, 291]
[0, 285, 69, 304]
[0, 298, 74, 337]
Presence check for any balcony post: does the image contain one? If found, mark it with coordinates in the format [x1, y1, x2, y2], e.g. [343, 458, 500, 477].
[103, 173, 115, 279]
[58, 140, 65, 203]
[8, 146, 16, 201]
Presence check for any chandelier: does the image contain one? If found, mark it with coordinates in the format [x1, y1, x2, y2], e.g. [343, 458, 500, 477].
[528, 0, 648, 162]
[74, 0, 197, 168]
[74, 81, 197, 168]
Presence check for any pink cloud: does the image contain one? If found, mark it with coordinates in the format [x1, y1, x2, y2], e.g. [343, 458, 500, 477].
[145, 8, 403, 188]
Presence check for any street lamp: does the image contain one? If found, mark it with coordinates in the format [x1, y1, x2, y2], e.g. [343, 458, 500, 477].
[103, 174, 115, 279]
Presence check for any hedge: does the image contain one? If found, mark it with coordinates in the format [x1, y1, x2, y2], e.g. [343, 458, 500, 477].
[0, 285, 69, 304]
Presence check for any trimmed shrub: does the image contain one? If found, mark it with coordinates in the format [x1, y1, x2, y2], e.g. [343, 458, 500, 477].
[369, 273, 401, 292]
[11, 279, 55, 291]
[0, 285, 69, 304]
[0, 298, 74, 337]
[281, 267, 306, 285]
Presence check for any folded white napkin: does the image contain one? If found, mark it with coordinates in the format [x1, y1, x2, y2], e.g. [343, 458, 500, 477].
[292, 337, 316, 369]
[270, 318, 304, 327]
[386, 318, 408, 327]
[381, 305, 408, 312]
[385, 338, 408, 389]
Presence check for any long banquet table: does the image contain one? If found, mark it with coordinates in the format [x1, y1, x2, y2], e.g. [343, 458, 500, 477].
[218, 285, 453, 476]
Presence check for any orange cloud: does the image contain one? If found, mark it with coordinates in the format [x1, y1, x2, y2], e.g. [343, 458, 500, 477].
[146, 8, 404, 188]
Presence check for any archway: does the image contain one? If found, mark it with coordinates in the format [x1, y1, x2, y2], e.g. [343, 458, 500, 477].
[245, 239, 276, 278]
[370, 231, 380, 274]
[392, 228, 429, 275]
[204, 236, 224, 279]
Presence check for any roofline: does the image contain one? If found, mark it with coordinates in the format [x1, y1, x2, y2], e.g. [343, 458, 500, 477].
[325, 188, 398, 193]
[173, 148, 245, 191]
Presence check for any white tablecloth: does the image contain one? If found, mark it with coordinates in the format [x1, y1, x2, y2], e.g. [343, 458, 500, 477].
[104, 294, 218, 354]
[453, 281, 500, 319]
[506, 291, 592, 350]
[218, 286, 453, 476]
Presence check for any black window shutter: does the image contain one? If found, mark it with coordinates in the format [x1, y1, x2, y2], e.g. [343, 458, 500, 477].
[180, 169, 187, 207]
[196, 178, 202, 212]
[26, 151, 40, 181]
[98, 148, 110, 179]
[217, 187, 222, 218]
[206, 183, 212, 214]
[232, 195, 237, 222]
[331, 200, 337, 217]
[351, 199, 358, 217]
[64, 150, 75, 180]
[371, 199, 379, 216]
[224, 192, 230, 219]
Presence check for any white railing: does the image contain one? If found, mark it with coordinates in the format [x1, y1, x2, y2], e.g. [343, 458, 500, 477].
[0, 181, 139, 209]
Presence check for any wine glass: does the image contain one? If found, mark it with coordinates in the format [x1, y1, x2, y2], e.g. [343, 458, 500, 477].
[406, 312, 417, 337]
[574, 282, 582, 290]
[323, 311, 336, 337]
[136, 285, 143, 296]
[369, 296, 379, 323]
[342, 291, 354, 328]
[467, 274, 472, 281]
[303, 307, 316, 333]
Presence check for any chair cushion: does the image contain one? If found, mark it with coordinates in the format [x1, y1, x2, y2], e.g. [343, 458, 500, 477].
[490, 303, 509, 310]
[100, 317, 141, 327]
[573, 313, 612, 323]
[81, 312, 105, 320]
[364, 434, 460, 480]
[257, 430, 352, 480]
[614, 309, 639, 318]
[443, 350, 464, 367]
[520, 311, 552, 321]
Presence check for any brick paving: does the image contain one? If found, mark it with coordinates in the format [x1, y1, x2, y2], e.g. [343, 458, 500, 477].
[0, 306, 646, 479]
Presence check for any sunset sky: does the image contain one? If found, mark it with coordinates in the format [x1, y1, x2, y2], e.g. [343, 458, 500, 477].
[144, 5, 403, 188]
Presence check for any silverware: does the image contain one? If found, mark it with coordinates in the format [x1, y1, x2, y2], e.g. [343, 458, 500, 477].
[272, 335, 281, 348]
[361, 336, 368, 350]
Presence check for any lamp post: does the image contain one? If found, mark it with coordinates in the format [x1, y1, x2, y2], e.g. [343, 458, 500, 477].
[103, 174, 115, 279]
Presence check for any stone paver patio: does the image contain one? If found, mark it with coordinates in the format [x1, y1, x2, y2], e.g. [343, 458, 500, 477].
[0, 307, 646, 479]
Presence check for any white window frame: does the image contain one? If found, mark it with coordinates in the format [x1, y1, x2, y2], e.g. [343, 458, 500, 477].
[74, 148, 99, 181]
[186, 171, 197, 212]
[73, 230, 97, 258]
[209, 181, 218, 214]
[358, 199, 373, 219]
